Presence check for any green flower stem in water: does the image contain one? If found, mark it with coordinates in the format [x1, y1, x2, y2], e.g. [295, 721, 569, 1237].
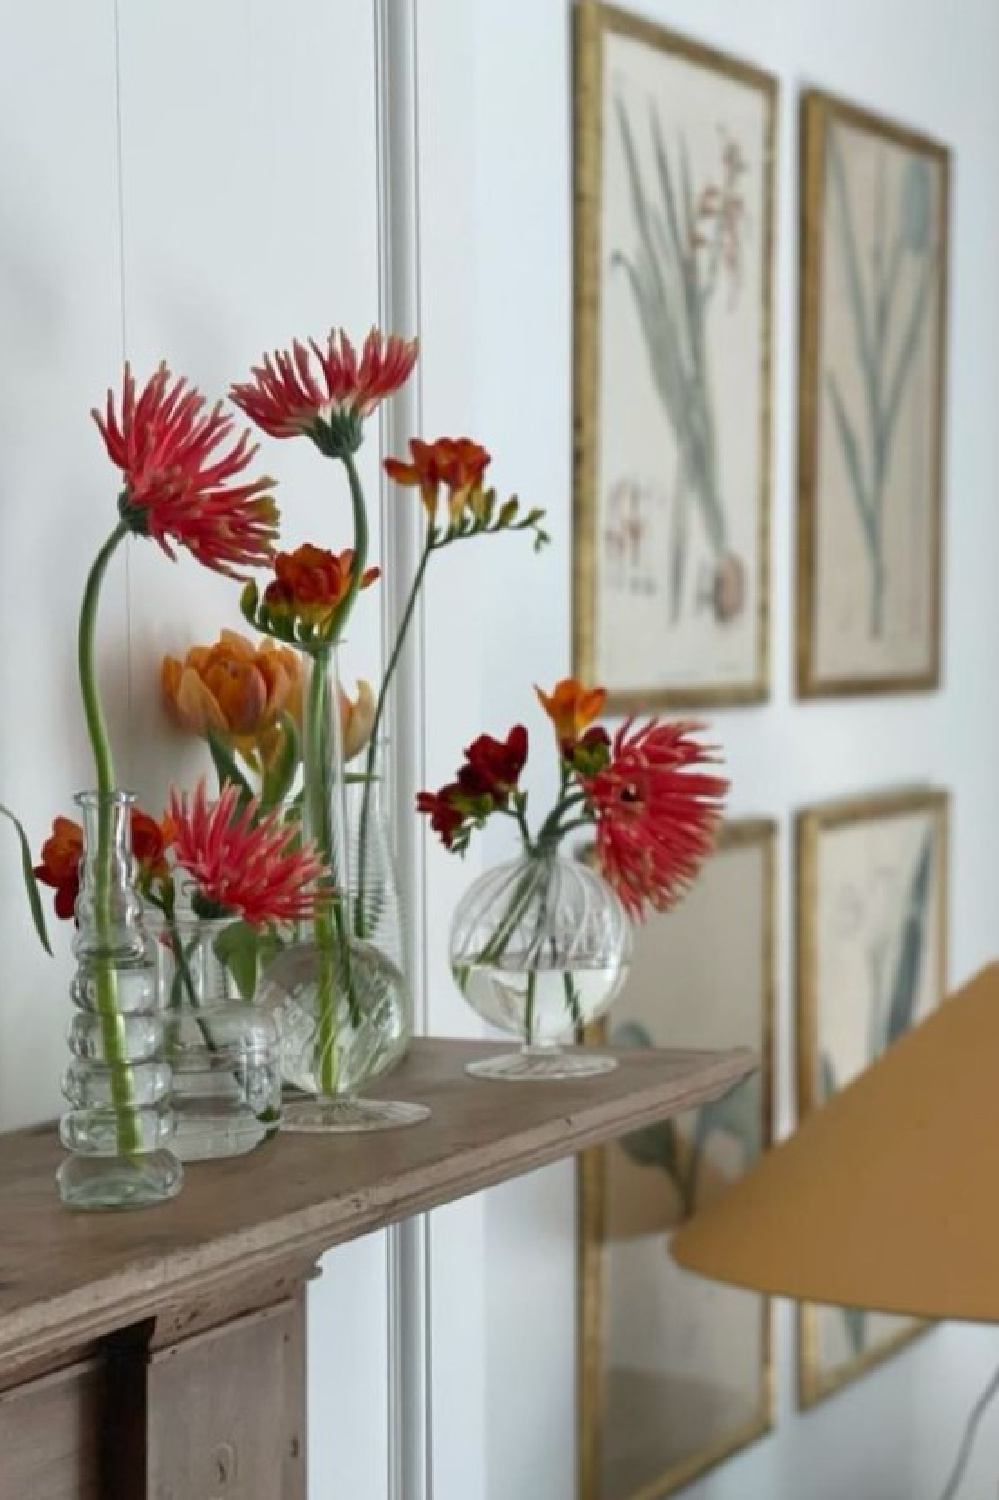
[354, 536, 433, 939]
[78, 520, 140, 1155]
[304, 647, 361, 1096]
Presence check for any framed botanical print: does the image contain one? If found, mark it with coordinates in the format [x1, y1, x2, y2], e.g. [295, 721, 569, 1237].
[796, 788, 949, 1407]
[573, 3, 776, 709]
[580, 820, 776, 1499]
[797, 91, 950, 696]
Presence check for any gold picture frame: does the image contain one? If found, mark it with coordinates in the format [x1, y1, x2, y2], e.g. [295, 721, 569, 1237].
[796, 787, 949, 1408]
[573, 2, 777, 710]
[797, 91, 950, 697]
[579, 820, 777, 1498]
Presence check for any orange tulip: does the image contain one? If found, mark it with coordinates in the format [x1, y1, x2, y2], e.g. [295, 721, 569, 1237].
[339, 679, 376, 763]
[162, 630, 304, 765]
[535, 678, 607, 747]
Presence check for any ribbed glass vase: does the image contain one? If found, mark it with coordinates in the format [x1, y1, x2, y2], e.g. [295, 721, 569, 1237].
[152, 913, 282, 1161]
[259, 648, 426, 1133]
[57, 790, 183, 1209]
[449, 846, 632, 1080]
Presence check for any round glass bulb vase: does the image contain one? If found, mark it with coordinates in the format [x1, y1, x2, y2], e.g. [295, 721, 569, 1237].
[260, 650, 426, 1133]
[449, 848, 632, 1080]
[152, 914, 282, 1161]
[58, 791, 183, 1210]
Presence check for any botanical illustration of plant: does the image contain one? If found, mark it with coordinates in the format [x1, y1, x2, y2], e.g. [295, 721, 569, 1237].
[612, 99, 749, 628]
[614, 1019, 762, 1220]
[818, 827, 936, 1355]
[824, 129, 937, 637]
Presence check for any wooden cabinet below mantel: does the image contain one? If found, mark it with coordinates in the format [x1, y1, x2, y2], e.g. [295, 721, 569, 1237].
[0, 1037, 754, 1499]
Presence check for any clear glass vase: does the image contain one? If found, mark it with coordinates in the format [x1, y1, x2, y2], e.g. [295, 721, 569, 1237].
[259, 649, 426, 1133]
[57, 790, 183, 1209]
[449, 846, 632, 1080]
[152, 914, 282, 1161]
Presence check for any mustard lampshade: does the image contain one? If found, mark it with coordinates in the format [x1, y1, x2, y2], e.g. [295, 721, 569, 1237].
[671, 963, 999, 1322]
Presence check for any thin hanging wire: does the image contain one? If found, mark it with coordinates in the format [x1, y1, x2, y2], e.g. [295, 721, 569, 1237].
[937, 1359, 999, 1500]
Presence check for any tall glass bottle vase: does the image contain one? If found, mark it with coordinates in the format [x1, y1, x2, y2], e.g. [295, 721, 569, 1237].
[58, 791, 183, 1209]
[260, 647, 427, 1132]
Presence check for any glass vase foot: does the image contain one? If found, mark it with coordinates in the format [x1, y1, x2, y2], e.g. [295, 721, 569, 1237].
[465, 1046, 619, 1082]
[281, 1096, 430, 1133]
[56, 1149, 183, 1211]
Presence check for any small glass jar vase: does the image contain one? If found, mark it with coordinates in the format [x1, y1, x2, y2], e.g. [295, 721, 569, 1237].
[449, 847, 632, 1080]
[152, 914, 282, 1161]
[259, 648, 426, 1133]
[58, 791, 183, 1209]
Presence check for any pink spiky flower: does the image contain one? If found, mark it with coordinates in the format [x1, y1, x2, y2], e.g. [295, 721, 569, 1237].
[582, 720, 728, 920]
[230, 327, 418, 458]
[93, 362, 280, 580]
[168, 780, 329, 928]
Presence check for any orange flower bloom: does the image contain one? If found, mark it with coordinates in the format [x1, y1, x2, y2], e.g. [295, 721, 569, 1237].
[34, 817, 84, 920]
[35, 810, 173, 920]
[162, 630, 304, 760]
[339, 679, 376, 763]
[384, 437, 491, 525]
[93, 362, 280, 579]
[263, 544, 379, 635]
[231, 328, 418, 458]
[535, 678, 607, 747]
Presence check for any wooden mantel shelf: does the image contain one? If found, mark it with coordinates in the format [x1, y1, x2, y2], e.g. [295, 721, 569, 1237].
[0, 1037, 753, 1498]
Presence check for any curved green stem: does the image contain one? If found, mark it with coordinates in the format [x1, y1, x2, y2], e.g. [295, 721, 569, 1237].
[78, 522, 139, 1154]
[354, 538, 433, 939]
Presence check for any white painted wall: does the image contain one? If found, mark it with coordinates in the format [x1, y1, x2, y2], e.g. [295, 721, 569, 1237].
[3, 2, 999, 1498]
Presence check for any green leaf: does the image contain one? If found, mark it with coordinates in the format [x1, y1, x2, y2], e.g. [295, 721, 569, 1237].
[207, 733, 254, 806]
[841, 1305, 867, 1356]
[827, 371, 876, 557]
[212, 919, 267, 1000]
[885, 830, 935, 1047]
[261, 713, 300, 811]
[692, 1074, 763, 1165]
[0, 803, 52, 955]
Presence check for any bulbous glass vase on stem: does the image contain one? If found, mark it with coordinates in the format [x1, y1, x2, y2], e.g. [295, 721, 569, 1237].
[58, 791, 183, 1209]
[260, 647, 426, 1132]
[449, 843, 632, 1080]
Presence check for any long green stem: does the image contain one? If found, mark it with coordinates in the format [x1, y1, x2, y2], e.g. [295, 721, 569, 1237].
[79, 523, 140, 1154]
[354, 538, 433, 939]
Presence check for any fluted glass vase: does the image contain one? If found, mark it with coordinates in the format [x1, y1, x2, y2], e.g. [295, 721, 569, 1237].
[152, 914, 282, 1161]
[449, 846, 632, 1080]
[58, 791, 183, 1209]
[259, 648, 426, 1132]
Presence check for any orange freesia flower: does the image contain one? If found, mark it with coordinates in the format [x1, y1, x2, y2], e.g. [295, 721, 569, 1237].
[93, 362, 280, 580]
[263, 543, 379, 635]
[535, 678, 607, 747]
[35, 809, 173, 920]
[231, 328, 418, 459]
[384, 437, 491, 525]
[169, 780, 327, 927]
[33, 817, 84, 920]
[162, 630, 304, 761]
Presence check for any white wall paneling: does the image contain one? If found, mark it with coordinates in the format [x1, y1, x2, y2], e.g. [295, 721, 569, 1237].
[4, 1, 999, 1496]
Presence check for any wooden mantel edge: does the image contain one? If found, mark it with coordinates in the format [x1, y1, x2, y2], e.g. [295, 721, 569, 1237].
[0, 1045, 754, 1376]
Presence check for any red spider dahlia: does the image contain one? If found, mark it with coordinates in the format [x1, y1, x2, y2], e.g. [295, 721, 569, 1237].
[168, 781, 328, 927]
[230, 327, 418, 458]
[93, 363, 280, 580]
[582, 720, 727, 920]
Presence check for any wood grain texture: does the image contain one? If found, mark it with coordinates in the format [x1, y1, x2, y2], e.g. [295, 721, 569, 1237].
[0, 1358, 100, 1499]
[0, 1038, 754, 1381]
